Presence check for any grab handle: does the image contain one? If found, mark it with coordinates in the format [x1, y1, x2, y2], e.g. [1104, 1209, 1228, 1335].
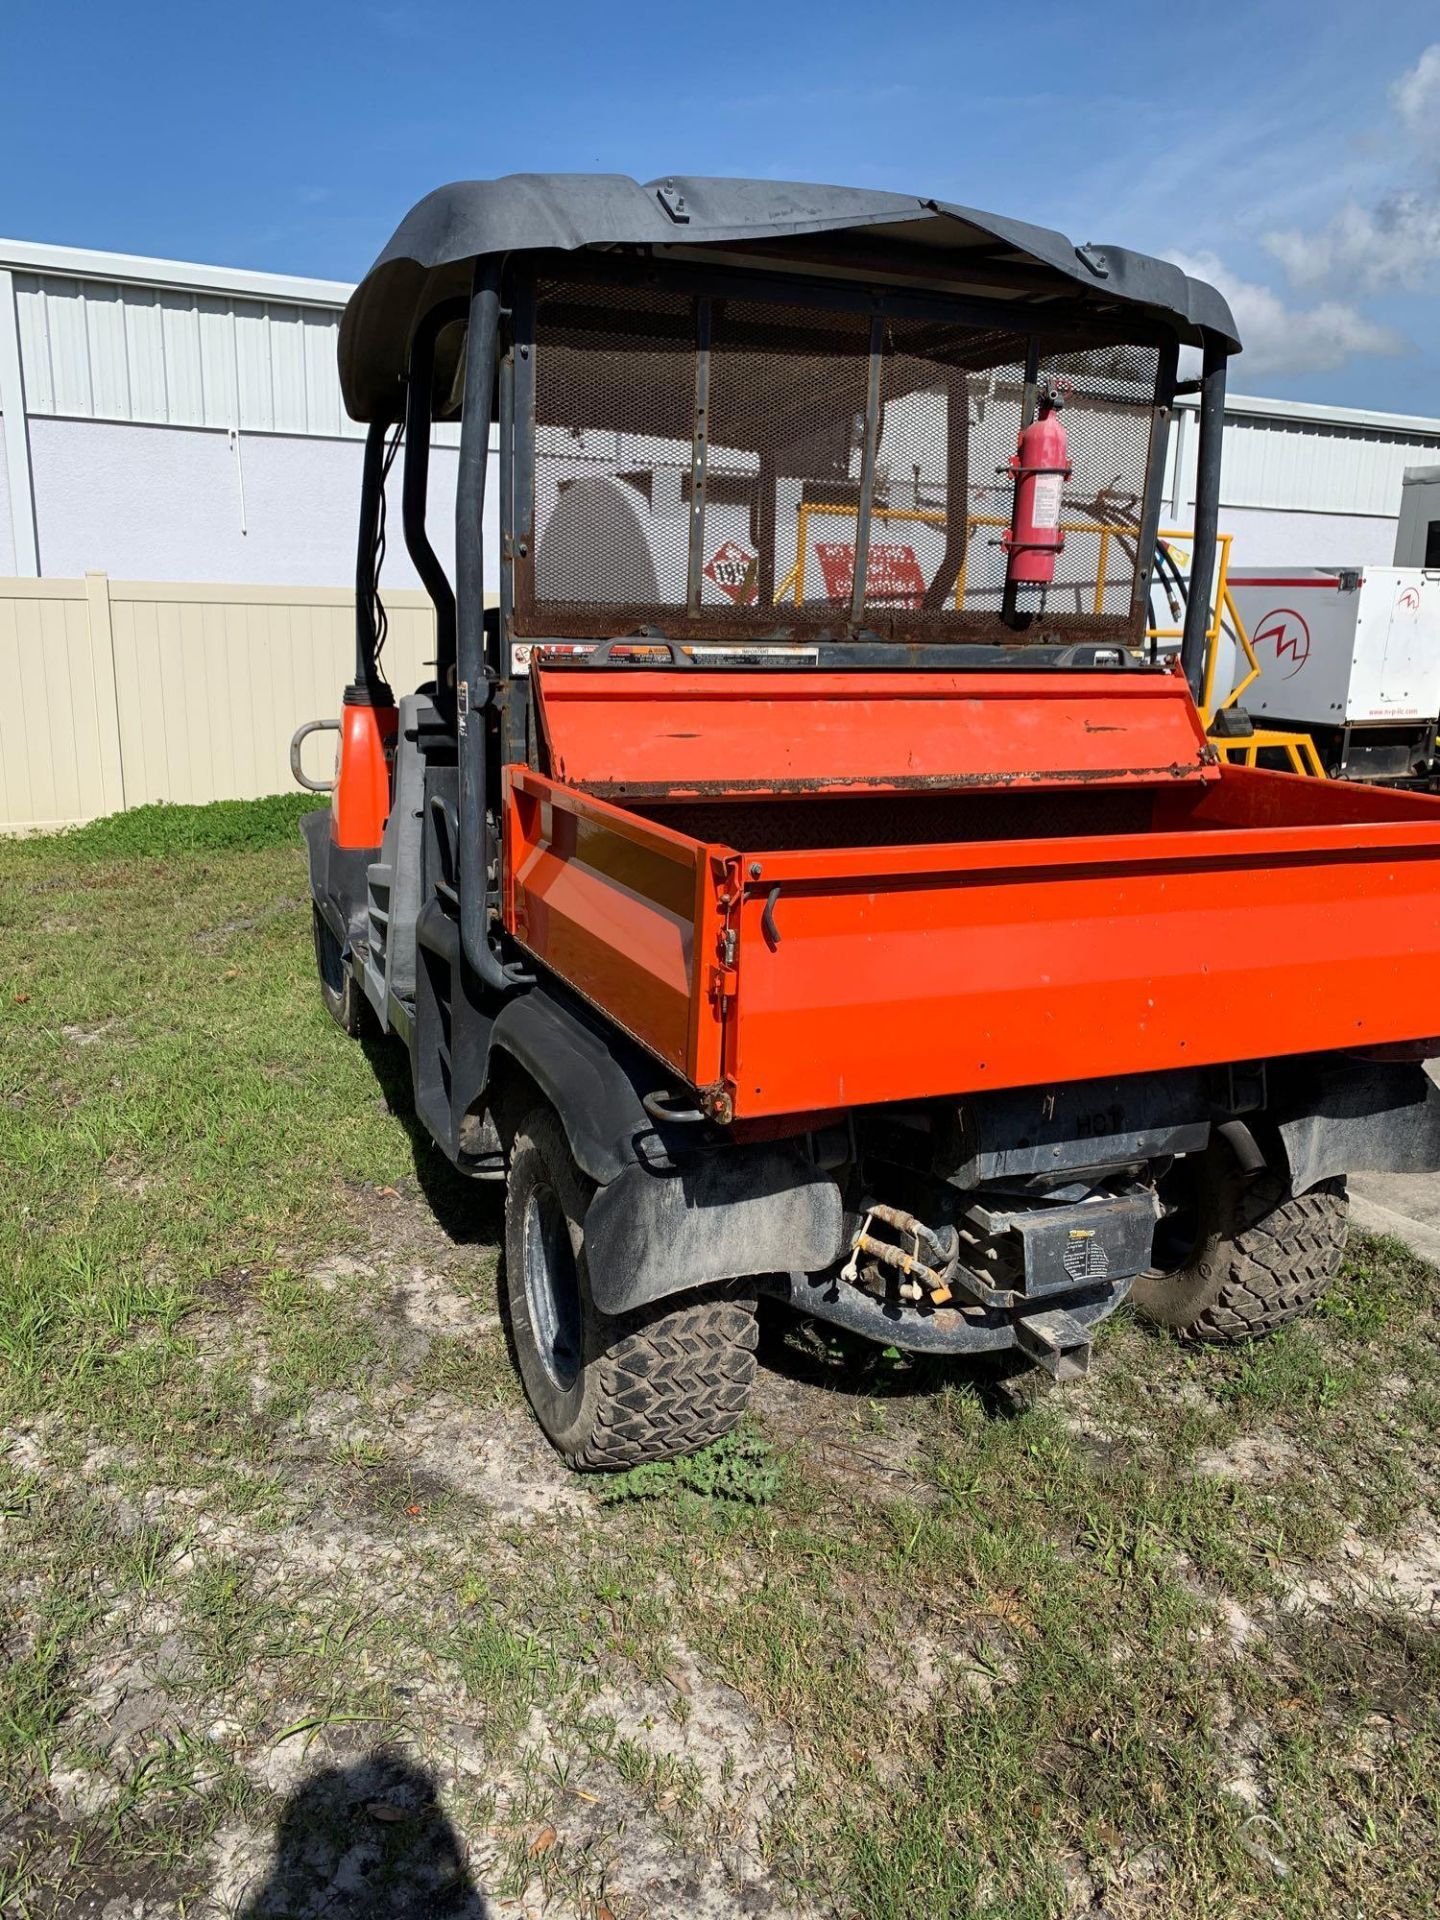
[584, 637, 694, 668]
[291, 718, 340, 792]
[642, 1088, 707, 1125]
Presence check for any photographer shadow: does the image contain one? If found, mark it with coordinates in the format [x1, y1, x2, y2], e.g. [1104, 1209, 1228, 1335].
[238, 1747, 489, 1919]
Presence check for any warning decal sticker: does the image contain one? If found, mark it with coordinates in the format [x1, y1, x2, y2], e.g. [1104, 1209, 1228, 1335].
[814, 542, 928, 608]
[703, 539, 759, 604]
[1030, 473, 1063, 531]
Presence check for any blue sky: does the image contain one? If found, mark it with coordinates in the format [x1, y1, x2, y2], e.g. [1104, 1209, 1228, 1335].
[3, 1, 1439, 413]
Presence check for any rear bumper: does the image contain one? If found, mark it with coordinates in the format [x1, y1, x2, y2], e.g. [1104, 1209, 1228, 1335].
[775, 1267, 1132, 1362]
[569, 1055, 1440, 1324]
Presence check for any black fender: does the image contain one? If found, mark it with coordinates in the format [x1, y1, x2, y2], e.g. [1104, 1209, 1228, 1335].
[482, 983, 845, 1312]
[584, 1148, 845, 1315]
[300, 808, 372, 952]
[484, 984, 669, 1185]
[1274, 1059, 1440, 1194]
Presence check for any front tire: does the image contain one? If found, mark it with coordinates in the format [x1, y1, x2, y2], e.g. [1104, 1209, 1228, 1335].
[503, 1107, 758, 1468]
[1132, 1144, 1348, 1342]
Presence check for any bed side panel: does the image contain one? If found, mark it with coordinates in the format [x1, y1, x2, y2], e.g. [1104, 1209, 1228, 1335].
[504, 768, 727, 1084]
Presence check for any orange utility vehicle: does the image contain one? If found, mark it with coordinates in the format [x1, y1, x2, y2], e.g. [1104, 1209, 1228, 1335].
[300, 176, 1440, 1467]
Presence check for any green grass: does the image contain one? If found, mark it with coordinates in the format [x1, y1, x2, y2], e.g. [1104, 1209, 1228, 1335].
[51, 791, 316, 860]
[3, 793, 1440, 1917]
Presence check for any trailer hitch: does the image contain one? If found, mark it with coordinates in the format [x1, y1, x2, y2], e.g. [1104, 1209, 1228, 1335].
[1014, 1306, 1092, 1381]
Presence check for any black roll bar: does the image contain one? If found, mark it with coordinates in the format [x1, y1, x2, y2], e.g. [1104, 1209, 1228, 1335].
[353, 413, 396, 697]
[455, 257, 515, 992]
[1131, 338, 1179, 633]
[401, 297, 466, 717]
[1180, 339, 1228, 701]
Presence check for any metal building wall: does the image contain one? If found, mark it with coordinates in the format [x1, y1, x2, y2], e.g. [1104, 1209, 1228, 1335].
[4, 236, 1440, 585]
[0, 241, 468, 587]
[14, 273, 366, 439]
[1232, 414, 1437, 514]
[1165, 395, 1440, 566]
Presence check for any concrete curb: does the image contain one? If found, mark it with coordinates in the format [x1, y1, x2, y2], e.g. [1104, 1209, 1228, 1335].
[1350, 1189, 1440, 1268]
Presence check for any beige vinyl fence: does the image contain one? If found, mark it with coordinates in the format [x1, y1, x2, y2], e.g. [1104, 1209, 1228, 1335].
[0, 575, 438, 833]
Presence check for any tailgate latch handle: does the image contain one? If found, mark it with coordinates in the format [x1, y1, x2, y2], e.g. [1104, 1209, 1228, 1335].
[761, 885, 783, 949]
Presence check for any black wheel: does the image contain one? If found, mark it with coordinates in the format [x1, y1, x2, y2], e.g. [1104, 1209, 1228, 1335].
[312, 904, 371, 1039]
[1132, 1144, 1348, 1342]
[503, 1107, 758, 1469]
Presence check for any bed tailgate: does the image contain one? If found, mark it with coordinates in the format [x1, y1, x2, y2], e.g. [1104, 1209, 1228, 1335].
[725, 795, 1440, 1118]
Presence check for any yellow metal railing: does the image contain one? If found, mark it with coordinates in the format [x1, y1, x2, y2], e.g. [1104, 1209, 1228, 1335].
[766, 498, 1325, 776]
[1150, 528, 1253, 721]
[774, 501, 1132, 612]
[1151, 528, 1325, 776]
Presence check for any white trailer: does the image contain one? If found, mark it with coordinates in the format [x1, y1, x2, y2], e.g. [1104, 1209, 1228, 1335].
[1226, 565, 1440, 783]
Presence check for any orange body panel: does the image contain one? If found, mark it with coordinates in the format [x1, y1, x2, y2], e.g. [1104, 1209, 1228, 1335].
[532, 666, 1216, 798]
[504, 758, 1440, 1123]
[504, 776, 728, 1087]
[332, 701, 398, 849]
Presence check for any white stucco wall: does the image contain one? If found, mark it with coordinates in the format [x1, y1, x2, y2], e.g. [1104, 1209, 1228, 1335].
[2, 406, 1412, 597]
[24, 416, 496, 593]
[0, 416, 15, 575]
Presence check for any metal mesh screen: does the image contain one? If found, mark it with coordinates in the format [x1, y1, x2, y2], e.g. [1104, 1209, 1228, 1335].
[519, 274, 1161, 641]
[704, 300, 873, 617]
[1034, 341, 1160, 621]
[865, 320, 1025, 620]
[861, 331, 1159, 625]
[531, 279, 696, 613]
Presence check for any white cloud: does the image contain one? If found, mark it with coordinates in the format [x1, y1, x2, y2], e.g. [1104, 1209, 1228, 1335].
[1264, 43, 1440, 293]
[1166, 250, 1407, 378]
[1265, 191, 1440, 293]
[1394, 41, 1440, 160]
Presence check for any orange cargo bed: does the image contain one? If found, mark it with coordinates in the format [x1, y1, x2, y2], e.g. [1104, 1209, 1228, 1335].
[503, 668, 1440, 1123]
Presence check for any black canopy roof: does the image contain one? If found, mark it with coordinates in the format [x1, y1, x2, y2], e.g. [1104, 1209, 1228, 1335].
[339, 173, 1239, 421]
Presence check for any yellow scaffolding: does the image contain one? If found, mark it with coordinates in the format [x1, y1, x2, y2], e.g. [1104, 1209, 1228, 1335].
[1152, 529, 1326, 777]
[774, 502, 1124, 612]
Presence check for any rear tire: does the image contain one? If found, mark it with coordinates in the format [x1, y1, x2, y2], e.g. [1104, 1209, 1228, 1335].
[1132, 1145, 1348, 1342]
[312, 904, 370, 1039]
[503, 1107, 758, 1469]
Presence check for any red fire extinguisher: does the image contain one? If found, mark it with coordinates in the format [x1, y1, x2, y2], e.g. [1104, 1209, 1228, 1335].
[1002, 379, 1071, 603]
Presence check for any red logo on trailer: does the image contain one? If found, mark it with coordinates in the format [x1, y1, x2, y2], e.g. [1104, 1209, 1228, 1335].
[703, 539, 759, 604]
[1253, 608, 1311, 680]
[814, 542, 928, 607]
[1399, 587, 1421, 612]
